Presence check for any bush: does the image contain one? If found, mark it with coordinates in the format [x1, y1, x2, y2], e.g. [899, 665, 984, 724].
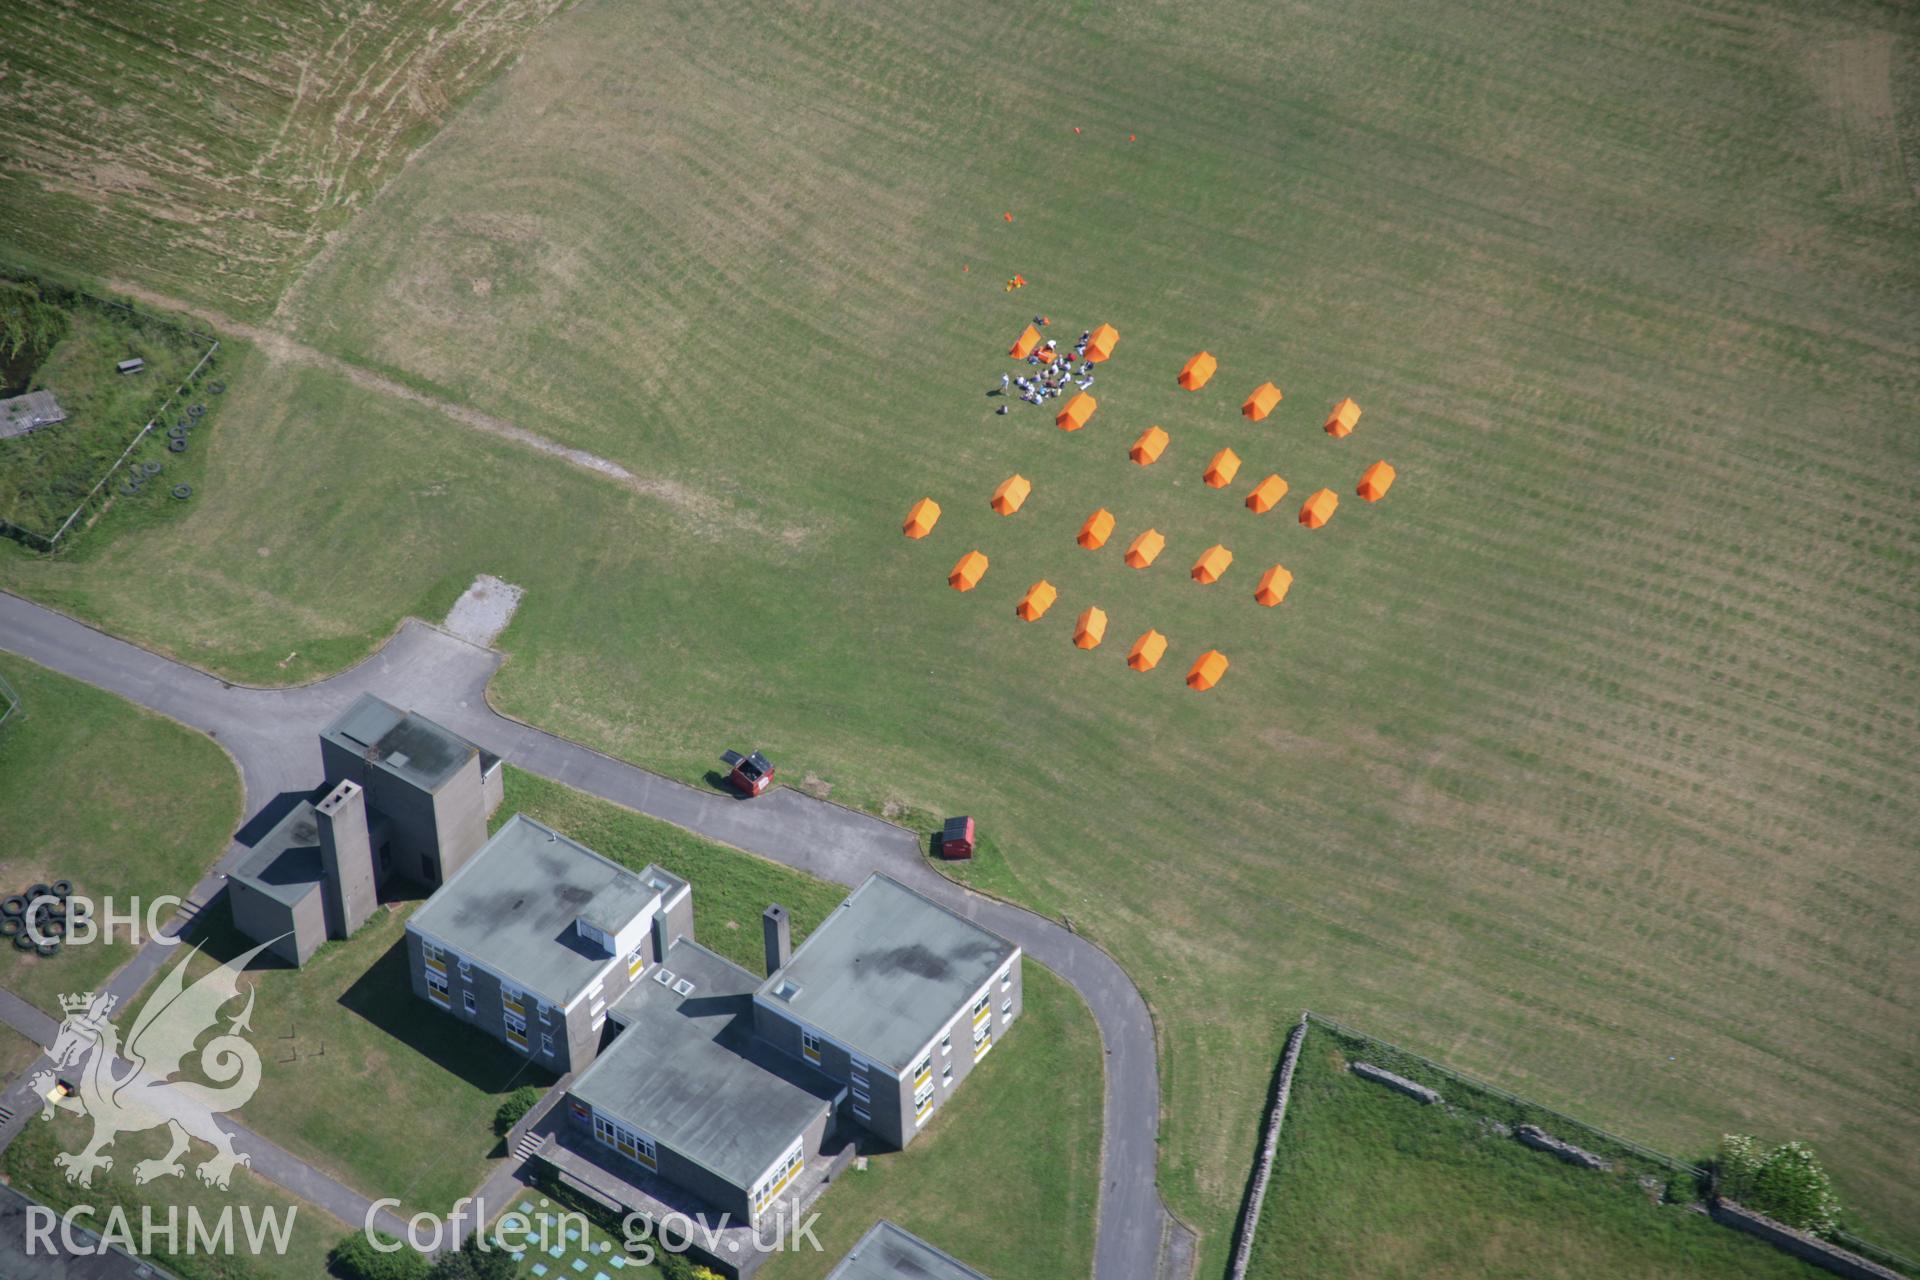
[1717, 1134, 1843, 1235]
[427, 1235, 516, 1280]
[1666, 1170, 1700, 1204]
[494, 1084, 544, 1136]
[329, 1232, 430, 1280]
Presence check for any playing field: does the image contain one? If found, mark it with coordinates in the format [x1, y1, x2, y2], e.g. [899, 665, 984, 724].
[1, 0, 1916, 1272]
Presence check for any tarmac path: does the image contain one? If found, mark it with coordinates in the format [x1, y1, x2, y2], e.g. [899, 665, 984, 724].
[0, 590, 1187, 1280]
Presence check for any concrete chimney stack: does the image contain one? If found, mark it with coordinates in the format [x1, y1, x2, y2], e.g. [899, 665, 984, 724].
[316, 779, 377, 939]
[763, 903, 791, 976]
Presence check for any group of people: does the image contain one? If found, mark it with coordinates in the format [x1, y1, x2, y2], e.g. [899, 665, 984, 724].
[993, 317, 1096, 415]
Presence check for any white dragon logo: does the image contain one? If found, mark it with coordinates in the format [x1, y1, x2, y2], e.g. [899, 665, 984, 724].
[31, 938, 275, 1190]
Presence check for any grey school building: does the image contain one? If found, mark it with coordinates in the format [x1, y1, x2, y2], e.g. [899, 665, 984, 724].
[227, 694, 504, 966]
[404, 813, 692, 1072]
[826, 1221, 993, 1280]
[754, 874, 1023, 1148]
[395, 804, 1023, 1244]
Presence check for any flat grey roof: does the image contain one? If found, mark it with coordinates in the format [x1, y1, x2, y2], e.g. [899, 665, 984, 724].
[826, 1221, 991, 1280]
[757, 874, 1016, 1072]
[323, 693, 489, 793]
[230, 801, 325, 908]
[573, 939, 837, 1191]
[408, 814, 671, 1007]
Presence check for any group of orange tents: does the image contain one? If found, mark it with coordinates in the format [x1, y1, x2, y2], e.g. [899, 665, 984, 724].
[895, 327, 1405, 693]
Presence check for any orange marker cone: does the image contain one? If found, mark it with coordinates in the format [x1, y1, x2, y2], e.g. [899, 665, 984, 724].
[1003, 212, 1014, 222]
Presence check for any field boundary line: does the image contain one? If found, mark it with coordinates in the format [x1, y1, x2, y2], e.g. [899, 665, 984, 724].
[1227, 1012, 1307, 1280]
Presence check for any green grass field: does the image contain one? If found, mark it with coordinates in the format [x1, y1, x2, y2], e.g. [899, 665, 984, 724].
[0, 0, 569, 319]
[0, 654, 241, 1017]
[6, 1113, 344, 1280]
[1, 0, 1916, 1273]
[1246, 1024, 1830, 1280]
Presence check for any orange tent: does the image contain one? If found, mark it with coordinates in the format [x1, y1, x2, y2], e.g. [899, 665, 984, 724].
[1127, 629, 1167, 672]
[1124, 529, 1165, 568]
[1299, 488, 1338, 529]
[1204, 448, 1241, 489]
[1086, 323, 1120, 363]
[1186, 650, 1229, 691]
[1016, 580, 1058, 621]
[1245, 474, 1289, 514]
[991, 474, 1031, 515]
[1325, 397, 1362, 438]
[949, 551, 989, 591]
[1010, 325, 1041, 360]
[1357, 460, 1396, 502]
[1037, 346, 1058, 365]
[1254, 565, 1293, 607]
[1178, 352, 1217, 391]
[1130, 426, 1169, 466]
[1073, 607, 1107, 650]
[1056, 392, 1097, 432]
[1191, 544, 1233, 585]
[1242, 382, 1283, 421]
[902, 497, 941, 539]
[1079, 508, 1116, 549]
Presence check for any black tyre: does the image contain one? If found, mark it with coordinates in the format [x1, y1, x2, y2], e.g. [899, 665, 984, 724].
[168, 425, 188, 441]
[0, 895, 24, 918]
[188, 404, 206, 418]
[42, 919, 65, 938]
[35, 940, 60, 958]
[171, 484, 194, 501]
[142, 460, 163, 477]
[168, 437, 187, 453]
[27, 884, 49, 902]
[209, 381, 226, 394]
[121, 480, 143, 496]
[50, 880, 72, 898]
[12, 931, 35, 951]
[0, 918, 20, 937]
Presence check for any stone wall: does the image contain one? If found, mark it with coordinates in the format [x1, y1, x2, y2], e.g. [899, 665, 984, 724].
[1350, 1061, 1442, 1105]
[1710, 1201, 1907, 1280]
[1227, 1014, 1309, 1280]
[1515, 1124, 1612, 1172]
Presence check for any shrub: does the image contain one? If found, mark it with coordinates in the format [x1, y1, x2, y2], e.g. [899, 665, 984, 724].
[427, 1235, 516, 1280]
[1666, 1170, 1700, 1204]
[329, 1232, 430, 1280]
[494, 1084, 544, 1136]
[1717, 1134, 1843, 1235]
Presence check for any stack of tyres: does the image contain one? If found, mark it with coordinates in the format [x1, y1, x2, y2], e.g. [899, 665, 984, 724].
[0, 880, 71, 956]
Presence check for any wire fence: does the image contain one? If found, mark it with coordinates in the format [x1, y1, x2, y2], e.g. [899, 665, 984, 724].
[0, 668, 18, 730]
[1300, 1013, 1916, 1277]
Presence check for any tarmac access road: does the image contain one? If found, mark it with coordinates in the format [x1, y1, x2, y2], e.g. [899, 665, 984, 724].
[0, 591, 1192, 1280]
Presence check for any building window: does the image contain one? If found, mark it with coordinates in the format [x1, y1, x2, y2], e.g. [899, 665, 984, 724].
[422, 941, 446, 975]
[504, 1011, 528, 1049]
[972, 994, 991, 1025]
[973, 1020, 993, 1062]
[1001, 967, 1011, 991]
[943, 1064, 954, 1086]
[852, 1085, 869, 1105]
[801, 1028, 822, 1064]
[853, 1105, 871, 1124]
[628, 949, 646, 979]
[1002, 997, 1012, 1015]
[425, 968, 450, 1007]
[941, 1033, 952, 1054]
[541, 1033, 556, 1057]
[595, 1116, 656, 1170]
[457, 958, 472, 980]
[462, 990, 476, 1015]
[537, 1000, 552, 1023]
[753, 1143, 805, 1217]
[502, 987, 526, 1019]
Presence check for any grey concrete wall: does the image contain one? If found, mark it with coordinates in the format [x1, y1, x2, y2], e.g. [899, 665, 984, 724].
[481, 761, 504, 817]
[228, 881, 320, 968]
[430, 757, 489, 883]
